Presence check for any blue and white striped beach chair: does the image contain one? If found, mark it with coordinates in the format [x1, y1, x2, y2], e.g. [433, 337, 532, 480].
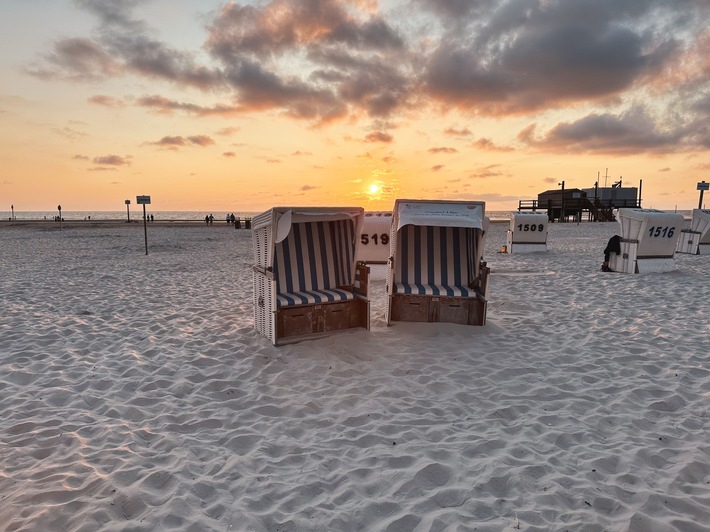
[252, 207, 369, 345]
[387, 200, 489, 326]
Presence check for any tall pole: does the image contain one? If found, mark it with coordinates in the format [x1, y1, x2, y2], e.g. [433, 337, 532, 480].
[11, 204, 14, 222]
[559, 180, 565, 222]
[125, 199, 131, 222]
[700, 181, 707, 209]
[58, 204, 62, 230]
[143, 204, 148, 255]
[638, 179, 643, 208]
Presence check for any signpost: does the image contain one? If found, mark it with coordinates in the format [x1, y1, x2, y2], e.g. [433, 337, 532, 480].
[57, 204, 62, 230]
[136, 195, 151, 255]
[125, 199, 131, 222]
[698, 181, 709, 209]
[10, 204, 14, 222]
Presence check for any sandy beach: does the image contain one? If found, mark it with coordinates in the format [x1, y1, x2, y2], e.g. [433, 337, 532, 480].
[1, 220, 709, 531]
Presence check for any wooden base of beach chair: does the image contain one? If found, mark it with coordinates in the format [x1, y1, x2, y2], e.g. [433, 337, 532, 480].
[276, 297, 369, 344]
[390, 294, 486, 326]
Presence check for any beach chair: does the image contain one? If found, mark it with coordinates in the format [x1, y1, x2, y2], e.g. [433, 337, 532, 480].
[505, 212, 548, 253]
[251, 207, 370, 345]
[355, 211, 393, 281]
[676, 209, 710, 255]
[386, 199, 490, 326]
[608, 208, 684, 273]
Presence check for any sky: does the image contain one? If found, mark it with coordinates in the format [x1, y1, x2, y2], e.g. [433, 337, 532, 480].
[1, 0, 710, 213]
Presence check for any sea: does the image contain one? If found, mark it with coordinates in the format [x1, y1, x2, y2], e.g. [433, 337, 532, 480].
[0, 209, 693, 223]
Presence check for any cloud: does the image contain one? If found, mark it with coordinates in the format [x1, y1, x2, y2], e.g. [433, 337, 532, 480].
[301, 185, 318, 191]
[88, 94, 126, 108]
[365, 131, 393, 143]
[216, 127, 240, 136]
[148, 135, 215, 149]
[28, 37, 123, 81]
[88, 166, 117, 172]
[520, 107, 683, 155]
[51, 127, 88, 140]
[428, 147, 458, 154]
[151, 135, 186, 148]
[223, 151, 236, 158]
[470, 164, 503, 178]
[93, 155, 131, 166]
[186, 135, 214, 146]
[207, 1, 403, 60]
[223, 58, 347, 121]
[431, 164, 444, 172]
[73, 154, 90, 161]
[136, 95, 238, 116]
[444, 127, 472, 137]
[473, 137, 514, 152]
[24, 0, 710, 153]
[424, 1, 683, 114]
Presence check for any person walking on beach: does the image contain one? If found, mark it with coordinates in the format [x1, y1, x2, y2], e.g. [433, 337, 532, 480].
[205, 215, 209, 225]
[209, 214, 214, 225]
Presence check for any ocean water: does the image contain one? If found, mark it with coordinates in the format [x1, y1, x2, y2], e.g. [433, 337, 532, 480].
[0, 210, 261, 222]
[0, 209, 693, 222]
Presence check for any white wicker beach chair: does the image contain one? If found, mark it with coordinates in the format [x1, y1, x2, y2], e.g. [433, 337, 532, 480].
[252, 207, 370, 345]
[609, 208, 684, 273]
[386, 199, 490, 326]
[676, 209, 710, 256]
[505, 212, 549, 253]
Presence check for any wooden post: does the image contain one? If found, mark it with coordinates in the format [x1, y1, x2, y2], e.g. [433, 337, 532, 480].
[136, 195, 151, 253]
[142, 204, 148, 255]
[698, 181, 708, 209]
[558, 181, 565, 222]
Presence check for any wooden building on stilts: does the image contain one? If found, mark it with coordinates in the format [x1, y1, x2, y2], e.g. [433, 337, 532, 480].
[517, 179, 643, 222]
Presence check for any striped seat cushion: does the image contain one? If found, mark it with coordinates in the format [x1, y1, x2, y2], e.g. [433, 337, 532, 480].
[277, 288, 354, 308]
[393, 283, 474, 297]
[394, 225, 475, 298]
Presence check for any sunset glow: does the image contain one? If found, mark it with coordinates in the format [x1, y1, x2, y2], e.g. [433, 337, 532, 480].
[1, 1, 709, 213]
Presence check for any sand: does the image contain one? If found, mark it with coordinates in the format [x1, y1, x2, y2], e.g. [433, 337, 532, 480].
[1, 221, 709, 531]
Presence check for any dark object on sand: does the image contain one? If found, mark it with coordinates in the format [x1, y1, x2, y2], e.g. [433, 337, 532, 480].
[602, 235, 621, 271]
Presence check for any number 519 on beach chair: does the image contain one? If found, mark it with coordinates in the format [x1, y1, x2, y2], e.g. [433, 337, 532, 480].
[251, 207, 370, 345]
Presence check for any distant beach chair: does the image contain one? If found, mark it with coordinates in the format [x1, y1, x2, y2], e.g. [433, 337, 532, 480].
[251, 207, 370, 345]
[505, 212, 548, 253]
[386, 199, 490, 326]
[608, 208, 684, 273]
[676, 209, 710, 255]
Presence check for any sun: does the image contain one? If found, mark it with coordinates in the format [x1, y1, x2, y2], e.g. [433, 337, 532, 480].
[368, 183, 381, 195]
